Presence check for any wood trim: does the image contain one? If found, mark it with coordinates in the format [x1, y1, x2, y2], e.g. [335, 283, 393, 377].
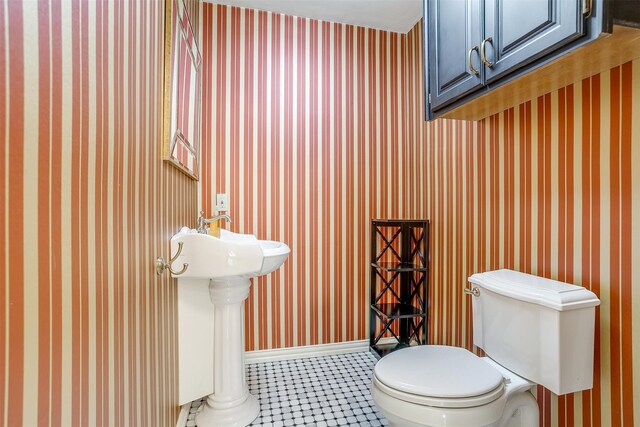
[163, 0, 199, 181]
[163, 0, 173, 160]
[442, 25, 640, 120]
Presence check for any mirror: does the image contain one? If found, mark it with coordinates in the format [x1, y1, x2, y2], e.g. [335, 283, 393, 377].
[163, 0, 201, 179]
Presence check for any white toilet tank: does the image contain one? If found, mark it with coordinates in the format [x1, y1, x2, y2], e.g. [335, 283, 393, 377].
[468, 269, 600, 396]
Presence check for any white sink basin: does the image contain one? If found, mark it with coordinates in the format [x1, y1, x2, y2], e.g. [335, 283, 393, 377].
[171, 226, 291, 426]
[170, 227, 290, 278]
[257, 239, 290, 275]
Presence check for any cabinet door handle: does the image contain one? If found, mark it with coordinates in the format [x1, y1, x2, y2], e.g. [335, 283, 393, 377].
[467, 46, 480, 76]
[481, 37, 494, 68]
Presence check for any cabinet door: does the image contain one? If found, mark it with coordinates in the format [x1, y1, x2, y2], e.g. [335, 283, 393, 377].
[427, 0, 483, 110]
[483, 0, 585, 83]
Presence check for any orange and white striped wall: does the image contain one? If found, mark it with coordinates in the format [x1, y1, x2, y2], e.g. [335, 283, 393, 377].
[201, 4, 639, 426]
[1, 0, 638, 426]
[0, 0, 199, 426]
[200, 4, 428, 353]
[423, 68, 639, 426]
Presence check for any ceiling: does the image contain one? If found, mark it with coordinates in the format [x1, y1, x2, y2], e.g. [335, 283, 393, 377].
[206, 0, 423, 34]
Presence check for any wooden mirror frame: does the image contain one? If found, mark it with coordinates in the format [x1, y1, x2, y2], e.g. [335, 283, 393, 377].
[163, 0, 201, 180]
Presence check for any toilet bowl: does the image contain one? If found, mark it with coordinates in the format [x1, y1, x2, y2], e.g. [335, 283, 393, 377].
[371, 346, 538, 427]
[370, 269, 600, 427]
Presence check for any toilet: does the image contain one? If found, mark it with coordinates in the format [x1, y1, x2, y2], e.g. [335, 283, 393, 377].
[371, 269, 600, 427]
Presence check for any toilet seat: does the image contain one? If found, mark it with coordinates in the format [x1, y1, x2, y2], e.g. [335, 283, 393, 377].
[372, 375, 504, 408]
[373, 346, 506, 409]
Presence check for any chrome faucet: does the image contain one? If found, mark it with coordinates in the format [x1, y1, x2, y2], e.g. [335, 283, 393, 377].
[197, 210, 233, 234]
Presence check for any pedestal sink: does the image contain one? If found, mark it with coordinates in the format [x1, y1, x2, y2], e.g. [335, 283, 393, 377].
[170, 227, 290, 427]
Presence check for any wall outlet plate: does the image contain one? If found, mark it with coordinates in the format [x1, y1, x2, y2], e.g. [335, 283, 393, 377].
[216, 193, 229, 212]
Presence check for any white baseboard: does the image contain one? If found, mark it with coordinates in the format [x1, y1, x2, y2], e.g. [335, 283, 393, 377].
[176, 403, 190, 427]
[244, 337, 397, 364]
[245, 339, 369, 364]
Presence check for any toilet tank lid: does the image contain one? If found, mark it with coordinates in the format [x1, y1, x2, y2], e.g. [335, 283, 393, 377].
[468, 269, 600, 311]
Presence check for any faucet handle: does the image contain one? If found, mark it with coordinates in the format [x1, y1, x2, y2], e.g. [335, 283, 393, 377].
[197, 211, 206, 233]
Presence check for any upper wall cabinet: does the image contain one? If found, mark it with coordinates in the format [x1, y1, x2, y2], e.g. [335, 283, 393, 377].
[427, 0, 483, 110]
[483, 0, 585, 83]
[423, 0, 640, 120]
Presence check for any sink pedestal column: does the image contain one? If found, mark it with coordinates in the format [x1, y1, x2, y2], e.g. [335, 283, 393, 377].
[195, 277, 259, 427]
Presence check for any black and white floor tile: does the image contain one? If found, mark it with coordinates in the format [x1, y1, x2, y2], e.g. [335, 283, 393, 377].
[184, 352, 388, 427]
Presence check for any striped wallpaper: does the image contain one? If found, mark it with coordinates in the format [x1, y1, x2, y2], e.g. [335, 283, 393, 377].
[0, 0, 636, 425]
[1, 0, 198, 426]
[201, 5, 639, 426]
[200, 4, 428, 353]
[425, 64, 639, 427]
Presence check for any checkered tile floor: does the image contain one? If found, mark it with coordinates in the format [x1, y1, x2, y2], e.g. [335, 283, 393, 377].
[184, 352, 388, 426]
